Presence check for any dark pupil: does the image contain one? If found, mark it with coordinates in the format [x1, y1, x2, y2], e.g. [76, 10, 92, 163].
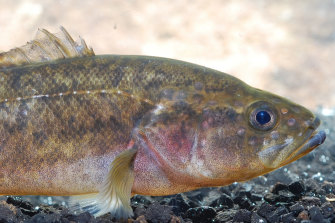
[256, 110, 271, 125]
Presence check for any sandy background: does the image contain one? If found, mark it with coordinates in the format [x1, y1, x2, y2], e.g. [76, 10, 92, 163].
[0, 0, 334, 110]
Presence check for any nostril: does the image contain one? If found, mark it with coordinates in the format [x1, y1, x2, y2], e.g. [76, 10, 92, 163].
[306, 117, 321, 130]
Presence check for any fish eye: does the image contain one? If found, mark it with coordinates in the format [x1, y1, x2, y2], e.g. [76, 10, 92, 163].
[248, 102, 278, 131]
[256, 111, 271, 125]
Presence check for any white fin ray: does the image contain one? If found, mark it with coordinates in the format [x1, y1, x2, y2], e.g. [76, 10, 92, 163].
[69, 147, 138, 219]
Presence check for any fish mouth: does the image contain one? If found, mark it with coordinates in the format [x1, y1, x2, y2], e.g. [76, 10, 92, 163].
[259, 117, 326, 168]
[280, 128, 326, 167]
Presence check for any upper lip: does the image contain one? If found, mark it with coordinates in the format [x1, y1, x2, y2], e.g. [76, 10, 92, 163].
[282, 117, 326, 165]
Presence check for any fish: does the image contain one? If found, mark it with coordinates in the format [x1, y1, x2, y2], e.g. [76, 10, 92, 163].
[0, 27, 326, 219]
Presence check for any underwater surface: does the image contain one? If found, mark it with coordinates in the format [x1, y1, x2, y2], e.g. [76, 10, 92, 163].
[0, 0, 334, 222]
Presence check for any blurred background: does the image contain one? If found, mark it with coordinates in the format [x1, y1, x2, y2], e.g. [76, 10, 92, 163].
[0, 0, 334, 110]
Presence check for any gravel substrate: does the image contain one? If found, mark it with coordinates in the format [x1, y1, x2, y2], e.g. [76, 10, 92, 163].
[0, 110, 334, 223]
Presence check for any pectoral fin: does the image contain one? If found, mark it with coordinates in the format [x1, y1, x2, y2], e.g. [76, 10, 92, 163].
[70, 147, 138, 219]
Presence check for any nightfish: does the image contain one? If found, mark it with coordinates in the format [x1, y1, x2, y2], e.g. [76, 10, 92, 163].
[0, 27, 326, 219]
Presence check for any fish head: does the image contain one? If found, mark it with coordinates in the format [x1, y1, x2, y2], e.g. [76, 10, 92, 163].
[195, 80, 326, 183]
[137, 75, 325, 187]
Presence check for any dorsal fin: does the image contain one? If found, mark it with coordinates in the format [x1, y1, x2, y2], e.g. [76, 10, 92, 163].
[0, 26, 95, 68]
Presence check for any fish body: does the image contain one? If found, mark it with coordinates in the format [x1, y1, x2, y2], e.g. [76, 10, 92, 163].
[0, 28, 326, 218]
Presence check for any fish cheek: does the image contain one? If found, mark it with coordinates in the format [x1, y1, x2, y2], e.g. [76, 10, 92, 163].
[137, 102, 200, 170]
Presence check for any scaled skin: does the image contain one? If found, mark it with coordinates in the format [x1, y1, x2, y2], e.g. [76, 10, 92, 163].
[0, 55, 319, 196]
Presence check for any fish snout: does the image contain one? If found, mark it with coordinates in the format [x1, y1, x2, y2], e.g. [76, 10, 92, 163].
[306, 116, 321, 130]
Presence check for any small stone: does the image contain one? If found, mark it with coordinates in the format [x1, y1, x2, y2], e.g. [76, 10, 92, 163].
[267, 212, 280, 223]
[297, 210, 309, 221]
[168, 194, 191, 215]
[250, 194, 263, 202]
[66, 212, 95, 223]
[214, 210, 237, 222]
[257, 203, 276, 219]
[170, 215, 182, 223]
[187, 189, 206, 202]
[274, 206, 288, 216]
[251, 212, 267, 223]
[278, 190, 296, 202]
[321, 183, 334, 194]
[264, 190, 296, 204]
[144, 202, 172, 223]
[309, 206, 325, 223]
[134, 207, 146, 218]
[320, 203, 334, 218]
[185, 206, 216, 223]
[289, 203, 304, 216]
[209, 193, 234, 209]
[26, 212, 62, 223]
[233, 209, 252, 223]
[131, 195, 152, 207]
[236, 190, 252, 199]
[271, 183, 288, 194]
[301, 196, 321, 206]
[280, 212, 295, 223]
[0, 202, 19, 223]
[134, 215, 148, 223]
[288, 181, 305, 195]
[239, 197, 253, 210]
[264, 193, 279, 204]
[257, 202, 280, 222]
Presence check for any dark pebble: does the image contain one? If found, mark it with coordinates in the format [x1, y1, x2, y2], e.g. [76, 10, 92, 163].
[214, 210, 237, 223]
[264, 193, 279, 204]
[134, 206, 146, 218]
[6, 197, 40, 217]
[264, 190, 296, 204]
[289, 203, 305, 216]
[320, 203, 334, 218]
[298, 210, 309, 221]
[309, 206, 325, 223]
[66, 212, 95, 223]
[144, 202, 172, 223]
[304, 179, 319, 193]
[257, 203, 288, 223]
[0, 202, 20, 223]
[238, 197, 253, 210]
[236, 190, 252, 199]
[7, 197, 37, 215]
[271, 183, 289, 194]
[274, 206, 288, 216]
[251, 212, 267, 223]
[288, 181, 305, 195]
[187, 190, 205, 203]
[168, 194, 191, 215]
[219, 187, 232, 196]
[257, 202, 276, 217]
[233, 209, 251, 223]
[25, 213, 62, 223]
[131, 195, 152, 207]
[321, 183, 334, 194]
[301, 196, 322, 207]
[281, 212, 295, 223]
[250, 194, 263, 202]
[266, 212, 280, 223]
[185, 206, 216, 223]
[209, 193, 234, 209]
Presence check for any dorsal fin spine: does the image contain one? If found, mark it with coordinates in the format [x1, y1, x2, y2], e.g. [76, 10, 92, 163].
[0, 27, 95, 69]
